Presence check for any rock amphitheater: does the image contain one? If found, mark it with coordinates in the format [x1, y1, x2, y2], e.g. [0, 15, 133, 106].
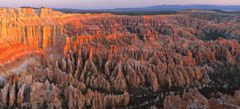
[0, 7, 240, 108]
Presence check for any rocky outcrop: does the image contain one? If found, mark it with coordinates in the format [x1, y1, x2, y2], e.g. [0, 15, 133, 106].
[164, 88, 240, 109]
[0, 8, 67, 75]
[64, 86, 130, 109]
[0, 73, 62, 108]
[0, 7, 239, 108]
[164, 88, 208, 109]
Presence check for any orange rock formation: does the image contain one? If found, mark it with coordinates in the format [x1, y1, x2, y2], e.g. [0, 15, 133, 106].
[0, 8, 239, 108]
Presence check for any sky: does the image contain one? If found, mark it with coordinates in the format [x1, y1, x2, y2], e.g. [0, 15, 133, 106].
[0, 0, 240, 9]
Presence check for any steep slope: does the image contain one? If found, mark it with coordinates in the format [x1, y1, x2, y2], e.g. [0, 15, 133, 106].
[0, 8, 239, 108]
[0, 8, 67, 74]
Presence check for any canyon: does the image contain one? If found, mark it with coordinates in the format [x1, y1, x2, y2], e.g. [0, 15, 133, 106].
[0, 7, 240, 108]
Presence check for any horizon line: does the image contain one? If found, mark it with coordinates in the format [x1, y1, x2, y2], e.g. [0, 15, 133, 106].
[1, 4, 240, 10]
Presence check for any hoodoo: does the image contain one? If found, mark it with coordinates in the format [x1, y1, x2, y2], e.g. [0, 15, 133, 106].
[0, 7, 239, 108]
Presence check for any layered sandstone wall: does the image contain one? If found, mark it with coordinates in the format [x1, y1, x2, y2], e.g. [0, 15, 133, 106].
[0, 8, 67, 72]
[0, 8, 65, 47]
[0, 7, 239, 108]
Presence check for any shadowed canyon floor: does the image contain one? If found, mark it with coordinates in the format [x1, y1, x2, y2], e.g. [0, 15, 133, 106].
[0, 7, 240, 108]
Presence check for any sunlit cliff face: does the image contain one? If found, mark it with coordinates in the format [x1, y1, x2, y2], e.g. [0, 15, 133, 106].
[0, 8, 240, 108]
[0, 8, 65, 72]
